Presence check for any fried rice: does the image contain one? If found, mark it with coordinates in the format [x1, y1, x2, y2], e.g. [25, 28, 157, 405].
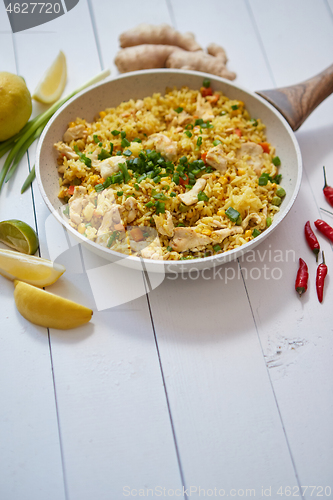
[54, 82, 284, 261]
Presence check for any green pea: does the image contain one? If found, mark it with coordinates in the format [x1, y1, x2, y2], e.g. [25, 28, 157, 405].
[272, 196, 282, 206]
[276, 187, 286, 198]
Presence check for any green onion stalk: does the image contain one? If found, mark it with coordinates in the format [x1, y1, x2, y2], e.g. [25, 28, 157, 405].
[0, 68, 111, 192]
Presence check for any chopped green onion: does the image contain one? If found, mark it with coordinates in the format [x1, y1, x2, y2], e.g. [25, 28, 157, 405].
[116, 151, 122, 156]
[145, 201, 154, 208]
[93, 134, 99, 143]
[152, 191, 167, 200]
[273, 174, 282, 184]
[63, 205, 70, 217]
[123, 149, 132, 157]
[107, 231, 120, 248]
[98, 148, 111, 161]
[172, 173, 180, 185]
[117, 191, 123, 196]
[220, 111, 227, 116]
[118, 163, 131, 183]
[179, 203, 189, 213]
[213, 140, 221, 146]
[121, 138, 130, 148]
[202, 79, 211, 88]
[225, 206, 241, 222]
[276, 187, 286, 198]
[266, 217, 272, 227]
[196, 136, 202, 148]
[185, 124, 193, 130]
[98, 142, 103, 147]
[170, 192, 176, 197]
[111, 130, 120, 136]
[213, 244, 221, 252]
[175, 107, 183, 113]
[272, 156, 281, 166]
[184, 130, 192, 138]
[155, 200, 165, 214]
[134, 183, 140, 190]
[271, 196, 282, 206]
[74, 145, 92, 168]
[258, 173, 271, 186]
[231, 104, 239, 110]
[250, 118, 258, 127]
[120, 131, 126, 139]
[177, 222, 185, 227]
[197, 191, 209, 202]
[167, 246, 173, 252]
[109, 142, 114, 155]
[132, 138, 142, 143]
[252, 228, 261, 238]
[195, 118, 204, 126]
[95, 183, 104, 192]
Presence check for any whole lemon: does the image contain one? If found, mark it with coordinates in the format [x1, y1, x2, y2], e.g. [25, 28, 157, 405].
[0, 72, 32, 142]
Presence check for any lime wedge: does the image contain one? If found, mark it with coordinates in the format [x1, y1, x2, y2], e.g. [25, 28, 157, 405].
[0, 220, 39, 254]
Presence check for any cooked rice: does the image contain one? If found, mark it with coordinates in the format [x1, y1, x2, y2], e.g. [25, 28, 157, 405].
[55, 84, 283, 261]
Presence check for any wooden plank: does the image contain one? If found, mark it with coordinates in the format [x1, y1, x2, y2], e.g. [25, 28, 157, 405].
[0, 5, 66, 500]
[241, 0, 333, 490]
[12, 0, 184, 497]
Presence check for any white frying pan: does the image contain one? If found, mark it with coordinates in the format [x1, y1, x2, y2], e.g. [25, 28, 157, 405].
[36, 66, 333, 273]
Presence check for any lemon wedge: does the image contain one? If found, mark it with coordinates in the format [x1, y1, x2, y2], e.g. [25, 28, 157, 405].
[32, 50, 67, 104]
[0, 249, 65, 287]
[14, 281, 93, 330]
[0, 219, 39, 254]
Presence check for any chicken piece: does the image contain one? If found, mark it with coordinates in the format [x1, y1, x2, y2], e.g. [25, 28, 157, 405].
[96, 206, 122, 239]
[165, 109, 192, 129]
[195, 93, 214, 122]
[124, 197, 138, 223]
[94, 189, 116, 217]
[237, 142, 265, 176]
[141, 238, 163, 260]
[241, 213, 262, 230]
[54, 141, 79, 160]
[94, 155, 127, 180]
[178, 178, 207, 206]
[149, 133, 178, 161]
[68, 186, 87, 225]
[63, 124, 87, 143]
[153, 210, 174, 237]
[213, 226, 243, 243]
[171, 227, 212, 252]
[206, 144, 228, 174]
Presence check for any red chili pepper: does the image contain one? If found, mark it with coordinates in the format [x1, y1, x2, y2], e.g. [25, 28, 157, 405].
[304, 221, 320, 261]
[295, 258, 309, 297]
[314, 219, 333, 243]
[323, 166, 333, 207]
[316, 252, 328, 303]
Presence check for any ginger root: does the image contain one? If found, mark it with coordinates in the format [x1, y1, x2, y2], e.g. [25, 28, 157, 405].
[166, 49, 236, 80]
[115, 45, 176, 73]
[115, 24, 236, 80]
[119, 23, 201, 52]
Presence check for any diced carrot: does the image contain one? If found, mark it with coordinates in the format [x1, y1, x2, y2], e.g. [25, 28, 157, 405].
[200, 86, 213, 97]
[234, 128, 242, 137]
[93, 210, 102, 218]
[99, 178, 105, 184]
[68, 185, 75, 195]
[114, 223, 125, 232]
[206, 94, 219, 104]
[130, 227, 144, 242]
[179, 174, 189, 187]
[201, 152, 207, 163]
[259, 142, 270, 153]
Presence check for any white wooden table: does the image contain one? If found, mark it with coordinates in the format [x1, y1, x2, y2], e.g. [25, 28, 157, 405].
[1, 1, 333, 499]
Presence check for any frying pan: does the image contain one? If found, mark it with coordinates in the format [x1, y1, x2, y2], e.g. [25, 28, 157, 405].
[36, 66, 333, 273]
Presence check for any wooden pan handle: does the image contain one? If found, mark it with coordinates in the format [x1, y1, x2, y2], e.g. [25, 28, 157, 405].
[256, 64, 333, 131]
